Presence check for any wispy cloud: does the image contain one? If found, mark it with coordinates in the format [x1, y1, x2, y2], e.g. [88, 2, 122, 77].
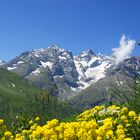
[112, 34, 136, 63]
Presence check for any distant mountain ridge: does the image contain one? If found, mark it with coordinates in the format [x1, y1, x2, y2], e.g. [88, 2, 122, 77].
[0, 60, 6, 66]
[2, 45, 140, 100]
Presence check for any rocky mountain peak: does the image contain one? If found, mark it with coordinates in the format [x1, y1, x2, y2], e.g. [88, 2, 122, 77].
[0, 60, 6, 66]
[111, 56, 140, 77]
[31, 45, 73, 61]
[79, 49, 96, 57]
[32, 44, 63, 53]
[48, 44, 65, 52]
[80, 49, 95, 56]
[77, 49, 96, 61]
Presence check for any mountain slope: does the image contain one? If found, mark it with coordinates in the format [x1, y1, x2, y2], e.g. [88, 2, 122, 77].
[0, 67, 42, 104]
[0, 67, 77, 123]
[0, 67, 42, 121]
[110, 57, 140, 77]
[70, 57, 140, 110]
[70, 74, 132, 109]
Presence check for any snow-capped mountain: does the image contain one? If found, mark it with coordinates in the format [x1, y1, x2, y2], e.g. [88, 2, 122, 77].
[74, 49, 113, 90]
[71, 57, 140, 109]
[5, 45, 139, 100]
[0, 60, 6, 66]
[6, 45, 79, 99]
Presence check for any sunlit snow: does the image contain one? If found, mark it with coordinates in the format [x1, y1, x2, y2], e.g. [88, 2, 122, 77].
[40, 61, 53, 69]
[7, 67, 17, 70]
[59, 55, 67, 60]
[31, 68, 41, 75]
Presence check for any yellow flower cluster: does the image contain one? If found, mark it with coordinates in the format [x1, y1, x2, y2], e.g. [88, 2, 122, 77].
[0, 105, 140, 140]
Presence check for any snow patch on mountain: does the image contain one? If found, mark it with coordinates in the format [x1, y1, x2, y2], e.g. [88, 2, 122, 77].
[7, 66, 17, 70]
[59, 55, 67, 60]
[31, 68, 41, 75]
[17, 61, 24, 64]
[32, 48, 47, 57]
[40, 61, 53, 69]
[85, 61, 107, 81]
[0, 60, 6, 66]
[73, 50, 113, 91]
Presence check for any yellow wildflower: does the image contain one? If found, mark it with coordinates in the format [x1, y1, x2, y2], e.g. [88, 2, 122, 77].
[121, 115, 128, 123]
[124, 138, 133, 140]
[0, 119, 4, 125]
[35, 117, 40, 122]
[4, 131, 12, 138]
[128, 111, 136, 119]
[121, 107, 128, 114]
[22, 130, 28, 135]
[29, 120, 34, 125]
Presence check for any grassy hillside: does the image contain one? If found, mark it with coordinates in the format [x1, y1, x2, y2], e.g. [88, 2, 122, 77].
[0, 68, 77, 124]
[70, 73, 133, 110]
[0, 67, 42, 107]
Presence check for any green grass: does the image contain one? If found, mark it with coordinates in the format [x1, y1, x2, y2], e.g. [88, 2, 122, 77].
[0, 67, 42, 107]
[0, 67, 77, 126]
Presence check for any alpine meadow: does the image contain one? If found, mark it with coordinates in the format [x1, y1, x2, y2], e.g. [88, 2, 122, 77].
[0, 0, 140, 140]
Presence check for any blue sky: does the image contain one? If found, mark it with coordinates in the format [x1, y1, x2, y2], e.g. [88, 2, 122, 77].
[0, 0, 140, 61]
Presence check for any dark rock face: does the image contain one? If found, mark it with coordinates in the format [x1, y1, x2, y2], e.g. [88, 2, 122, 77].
[5, 45, 79, 99]
[90, 60, 100, 68]
[78, 49, 96, 61]
[109, 57, 140, 78]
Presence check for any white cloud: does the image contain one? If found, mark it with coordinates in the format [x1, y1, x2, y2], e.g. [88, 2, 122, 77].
[112, 34, 136, 63]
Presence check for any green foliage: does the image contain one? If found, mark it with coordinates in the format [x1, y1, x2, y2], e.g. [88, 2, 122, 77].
[0, 68, 77, 129]
[4, 93, 77, 134]
[1, 105, 140, 139]
[10, 112, 32, 134]
[111, 76, 140, 113]
[25, 92, 78, 122]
